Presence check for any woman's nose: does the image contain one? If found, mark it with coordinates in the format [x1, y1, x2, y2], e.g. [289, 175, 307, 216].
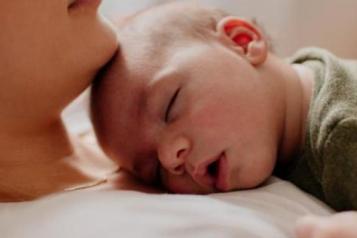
[159, 136, 190, 176]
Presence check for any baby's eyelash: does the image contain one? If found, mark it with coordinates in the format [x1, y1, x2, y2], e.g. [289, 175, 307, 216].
[165, 88, 181, 122]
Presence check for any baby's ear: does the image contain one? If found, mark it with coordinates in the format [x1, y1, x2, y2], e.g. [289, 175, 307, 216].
[216, 16, 268, 66]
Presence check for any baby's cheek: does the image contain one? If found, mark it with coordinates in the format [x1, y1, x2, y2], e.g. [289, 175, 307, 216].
[189, 101, 230, 129]
[188, 103, 239, 145]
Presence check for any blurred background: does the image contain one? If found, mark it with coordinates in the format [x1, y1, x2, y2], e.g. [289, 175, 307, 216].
[63, 0, 357, 134]
[100, 0, 357, 58]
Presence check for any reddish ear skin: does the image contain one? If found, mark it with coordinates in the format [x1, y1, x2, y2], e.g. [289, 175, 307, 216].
[221, 18, 261, 53]
[217, 16, 268, 66]
[224, 20, 260, 37]
[233, 34, 253, 53]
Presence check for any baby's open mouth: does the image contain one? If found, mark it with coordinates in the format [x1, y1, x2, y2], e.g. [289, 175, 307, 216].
[207, 158, 220, 178]
[193, 152, 230, 192]
[214, 153, 230, 192]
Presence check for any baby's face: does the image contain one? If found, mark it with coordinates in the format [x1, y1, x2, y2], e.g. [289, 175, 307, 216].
[95, 42, 280, 194]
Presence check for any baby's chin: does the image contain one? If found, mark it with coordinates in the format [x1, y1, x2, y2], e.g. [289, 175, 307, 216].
[161, 171, 271, 194]
[161, 172, 216, 194]
[166, 183, 215, 194]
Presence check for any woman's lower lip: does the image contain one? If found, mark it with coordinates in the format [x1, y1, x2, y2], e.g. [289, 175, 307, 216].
[69, 0, 102, 11]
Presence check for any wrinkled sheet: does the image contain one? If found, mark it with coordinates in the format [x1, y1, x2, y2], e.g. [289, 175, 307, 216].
[0, 177, 332, 238]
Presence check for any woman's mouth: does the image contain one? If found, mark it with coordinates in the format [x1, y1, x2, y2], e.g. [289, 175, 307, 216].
[67, 0, 102, 11]
[68, 0, 76, 7]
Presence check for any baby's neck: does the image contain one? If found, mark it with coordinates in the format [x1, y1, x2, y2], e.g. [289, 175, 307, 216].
[292, 64, 315, 149]
[277, 63, 314, 164]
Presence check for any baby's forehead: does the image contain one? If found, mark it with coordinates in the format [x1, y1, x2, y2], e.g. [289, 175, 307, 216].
[102, 28, 225, 122]
[106, 55, 147, 118]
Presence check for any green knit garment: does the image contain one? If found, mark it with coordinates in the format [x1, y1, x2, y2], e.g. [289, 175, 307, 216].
[276, 48, 357, 211]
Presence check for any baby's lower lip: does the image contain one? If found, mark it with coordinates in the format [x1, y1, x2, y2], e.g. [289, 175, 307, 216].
[215, 153, 230, 191]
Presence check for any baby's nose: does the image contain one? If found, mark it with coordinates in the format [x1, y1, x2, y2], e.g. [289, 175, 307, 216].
[159, 136, 190, 176]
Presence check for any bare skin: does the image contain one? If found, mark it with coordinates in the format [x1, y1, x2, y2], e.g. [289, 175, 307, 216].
[0, 0, 118, 201]
[295, 212, 357, 238]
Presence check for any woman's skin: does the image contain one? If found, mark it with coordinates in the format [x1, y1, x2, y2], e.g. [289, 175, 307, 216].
[0, 0, 118, 201]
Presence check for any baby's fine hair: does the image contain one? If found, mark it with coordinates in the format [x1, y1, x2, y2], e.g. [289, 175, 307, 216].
[116, 2, 272, 56]
[118, 2, 230, 45]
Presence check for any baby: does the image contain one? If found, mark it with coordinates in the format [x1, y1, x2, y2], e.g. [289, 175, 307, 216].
[91, 2, 357, 237]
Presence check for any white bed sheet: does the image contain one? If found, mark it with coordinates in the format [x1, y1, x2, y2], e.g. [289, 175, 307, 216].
[0, 177, 332, 238]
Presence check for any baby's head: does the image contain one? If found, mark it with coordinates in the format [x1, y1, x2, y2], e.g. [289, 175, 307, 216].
[91, 2, 288, 193]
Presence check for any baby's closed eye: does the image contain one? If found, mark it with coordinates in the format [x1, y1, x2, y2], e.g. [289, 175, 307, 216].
[165, 87, 181, 123]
